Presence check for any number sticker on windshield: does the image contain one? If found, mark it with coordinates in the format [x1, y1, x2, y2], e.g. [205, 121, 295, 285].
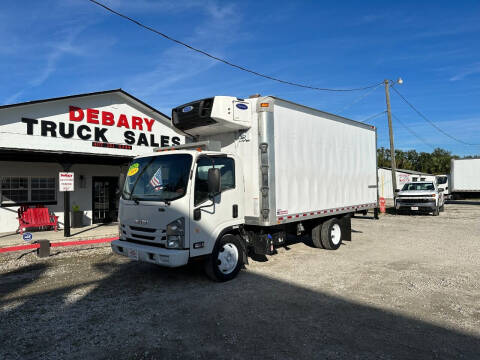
[127, 163, 140, 176]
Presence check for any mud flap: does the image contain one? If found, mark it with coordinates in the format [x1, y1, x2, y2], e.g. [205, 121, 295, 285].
[239, 238, 249, 265]
[340, 214, 352, 241]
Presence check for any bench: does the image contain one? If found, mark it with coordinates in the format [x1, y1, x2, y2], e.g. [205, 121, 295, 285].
[17, 206, 59, 234]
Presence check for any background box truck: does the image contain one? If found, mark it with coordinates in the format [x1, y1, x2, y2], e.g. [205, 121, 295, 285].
[450, 158, 480, 199]
[112, 96, 378, 281]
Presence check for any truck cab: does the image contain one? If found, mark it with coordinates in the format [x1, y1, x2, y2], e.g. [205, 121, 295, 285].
[395, 181, 445, 215]
[111, 146, 247, 280]
[436, 175, 450, 198]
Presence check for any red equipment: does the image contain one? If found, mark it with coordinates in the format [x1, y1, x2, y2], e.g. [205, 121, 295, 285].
[379, 197, 386, 213]
[17, 206, 59, 234]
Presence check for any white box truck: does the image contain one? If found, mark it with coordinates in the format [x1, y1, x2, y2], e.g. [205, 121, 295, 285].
[111, 96, 378, 281]
[450, 158, 480, 199]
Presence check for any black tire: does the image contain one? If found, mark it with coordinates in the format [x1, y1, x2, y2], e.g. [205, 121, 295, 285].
[320, 218, 343, 250]
[311, 222, 324, 249]
[205, 234, 244, 282]
[440, 203, 445, 212]
[433, 205, 439, 216]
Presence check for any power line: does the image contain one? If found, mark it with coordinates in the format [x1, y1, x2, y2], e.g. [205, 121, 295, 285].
[87, 0, 383, 92]
[391, 113, 435, 150]
[361, 110, 386, 123]
[391, 86, 480, 146]
[338, 83, 383, 114]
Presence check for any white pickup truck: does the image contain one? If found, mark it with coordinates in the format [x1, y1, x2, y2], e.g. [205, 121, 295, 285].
[395, 181, 445, 216]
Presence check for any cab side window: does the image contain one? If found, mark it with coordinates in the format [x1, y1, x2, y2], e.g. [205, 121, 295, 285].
[194, 157, 235, 206]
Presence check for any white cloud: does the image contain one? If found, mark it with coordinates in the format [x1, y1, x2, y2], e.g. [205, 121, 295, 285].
[125, 1, 242, 101]
[449, 63, 480, 81]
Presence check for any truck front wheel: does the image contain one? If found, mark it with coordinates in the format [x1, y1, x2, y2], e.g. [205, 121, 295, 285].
[321, 218, 343, 250]
[205, 234, 243, 282]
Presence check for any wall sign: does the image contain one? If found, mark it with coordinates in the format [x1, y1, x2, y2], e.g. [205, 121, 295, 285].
[59, 172, 74, 192]
[0, 93, 184, 157]
[22, 232, 33, 242]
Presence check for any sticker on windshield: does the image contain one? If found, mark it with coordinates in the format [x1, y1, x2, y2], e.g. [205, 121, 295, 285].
[149, 167, 164, 191]
[127, 163, 140, 176]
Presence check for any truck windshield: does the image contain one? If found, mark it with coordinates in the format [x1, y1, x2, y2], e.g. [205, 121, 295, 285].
[437, 176, 448, 185]
[402, 183, 435, 191]
[122, 154, 192, 202]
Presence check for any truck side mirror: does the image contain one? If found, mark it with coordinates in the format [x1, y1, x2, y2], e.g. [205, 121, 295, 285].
[394, 189, 400, 193]
[208, 168, 221, 196]
[438, 188, 444, 192]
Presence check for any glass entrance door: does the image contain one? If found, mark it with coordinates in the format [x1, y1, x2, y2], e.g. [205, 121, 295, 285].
[92, 177, 118, 223]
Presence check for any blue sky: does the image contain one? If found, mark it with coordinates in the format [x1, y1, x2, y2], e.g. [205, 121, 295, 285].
[1, 0, 480, 156]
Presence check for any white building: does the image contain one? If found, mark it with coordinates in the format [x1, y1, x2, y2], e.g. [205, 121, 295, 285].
[378, 167, 436, 199]
[0, 89, 183, 233]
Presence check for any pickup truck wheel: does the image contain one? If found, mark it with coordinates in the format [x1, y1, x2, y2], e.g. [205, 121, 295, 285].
[433, 205, 439, 216]
[320, 218, 342, 250]
[205, 234, 243, 282]
[440, 203, 445, 212]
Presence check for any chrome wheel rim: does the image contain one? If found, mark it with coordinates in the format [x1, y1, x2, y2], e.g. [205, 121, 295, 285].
[331, 224, 341, 245]
[217, 243, 239, 274]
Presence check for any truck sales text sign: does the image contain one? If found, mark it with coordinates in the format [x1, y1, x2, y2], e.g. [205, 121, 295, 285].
[59, 172, 74, 192]
[0, 93, 184, 156]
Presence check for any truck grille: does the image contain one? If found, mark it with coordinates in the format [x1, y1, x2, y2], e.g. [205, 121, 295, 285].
[397, 198, 434, 204]
[131, 233, 155, 241]
[129, 226, 156, 233]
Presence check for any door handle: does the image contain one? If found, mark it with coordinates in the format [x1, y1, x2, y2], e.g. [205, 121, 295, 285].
[232, 204, 238, 218]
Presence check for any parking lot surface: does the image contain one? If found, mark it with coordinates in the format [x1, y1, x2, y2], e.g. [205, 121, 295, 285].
[1, 201, 479, 359]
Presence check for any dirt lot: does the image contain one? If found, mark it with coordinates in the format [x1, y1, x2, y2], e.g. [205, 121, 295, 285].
[1, 201, 479, 359]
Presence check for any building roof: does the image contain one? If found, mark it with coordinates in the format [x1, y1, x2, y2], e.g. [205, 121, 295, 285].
[379, 167, 433, 176]
[0, 89, 170, 121]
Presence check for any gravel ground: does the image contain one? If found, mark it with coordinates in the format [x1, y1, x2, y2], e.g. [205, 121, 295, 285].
[1, 200, 479, 359]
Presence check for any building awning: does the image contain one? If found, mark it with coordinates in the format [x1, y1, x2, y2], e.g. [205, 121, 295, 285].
[0, 148, 132, 166]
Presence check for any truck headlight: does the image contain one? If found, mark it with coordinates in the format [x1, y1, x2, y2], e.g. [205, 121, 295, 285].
[166, 217, 185, 249]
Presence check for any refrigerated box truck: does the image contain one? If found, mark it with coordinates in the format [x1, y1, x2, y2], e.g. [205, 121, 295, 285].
[112, 96, 378, 281]
[450, 158, 480, 199]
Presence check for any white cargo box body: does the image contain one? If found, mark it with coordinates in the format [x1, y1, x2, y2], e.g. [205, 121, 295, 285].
[451, 158, 480, 191]
[247, 97, 378, 226]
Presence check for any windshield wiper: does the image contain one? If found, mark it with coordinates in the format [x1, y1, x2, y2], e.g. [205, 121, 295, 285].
[131, 196, 140, 205]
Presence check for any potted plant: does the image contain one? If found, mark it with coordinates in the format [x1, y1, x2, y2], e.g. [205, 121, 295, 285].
[71, 204, 84, 228]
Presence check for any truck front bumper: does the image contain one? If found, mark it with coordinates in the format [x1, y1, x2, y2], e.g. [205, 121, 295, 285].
[395, 200, 436, 211]
[111, 240, 189, 267]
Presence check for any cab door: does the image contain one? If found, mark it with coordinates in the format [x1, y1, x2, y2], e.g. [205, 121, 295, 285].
[189, 155, 243, 257]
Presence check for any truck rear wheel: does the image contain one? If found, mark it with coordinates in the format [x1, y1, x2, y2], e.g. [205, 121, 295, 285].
[321, 218, 342, 250]
[205, 234, 243, 282]
[433, 205, 439, 216]
[311, 223, 324, 248]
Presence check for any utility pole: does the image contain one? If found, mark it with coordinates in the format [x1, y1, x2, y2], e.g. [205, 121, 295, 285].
[384, 79, 398, 201]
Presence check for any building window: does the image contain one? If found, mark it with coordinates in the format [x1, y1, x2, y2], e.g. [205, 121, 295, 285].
[1, 177, 29, 204]
[31, 178, 56, 202]
[1, 177, 56, 206]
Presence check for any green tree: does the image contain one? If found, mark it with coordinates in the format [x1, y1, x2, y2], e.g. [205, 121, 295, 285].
[376, 147, 474, 174]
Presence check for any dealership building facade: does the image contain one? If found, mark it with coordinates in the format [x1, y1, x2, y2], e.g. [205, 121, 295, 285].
[0, 89, 183, 233]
